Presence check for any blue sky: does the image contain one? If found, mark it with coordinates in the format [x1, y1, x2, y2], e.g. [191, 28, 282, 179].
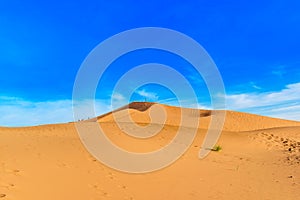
[0, 0, 300, 126]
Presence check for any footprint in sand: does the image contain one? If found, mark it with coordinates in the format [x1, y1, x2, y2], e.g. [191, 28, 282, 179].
[86, 154, 99, 163]
[107, 172, 115, 180]
[56, 162, 69, 168]
[283, 137, 300, 164]
[4, 169, 21, 176]
[89, 184, 110, 197]
[124, 197, 134, 200]
[0, 183, 15, 190]
[267, 136, 272, 140]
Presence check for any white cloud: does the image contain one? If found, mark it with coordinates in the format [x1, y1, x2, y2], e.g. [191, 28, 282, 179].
[271, 65, 286, 78]
[225, 82, 300, 121]
[111, 92, 125, 101]
[0, 97, 111, 127]
[110, 92, 128, 110]
[158, 98, 211, 110]
[2, 82, 299, 126]
[250, 82, 262, 90]
[135, 89, 158, 101]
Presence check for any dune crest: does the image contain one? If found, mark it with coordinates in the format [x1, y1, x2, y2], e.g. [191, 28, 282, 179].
[97, 102, 300, 132]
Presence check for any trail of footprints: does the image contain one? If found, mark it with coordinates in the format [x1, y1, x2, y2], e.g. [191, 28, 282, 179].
[0, 162, 20, 199]
[86, 155, 135, 200]
[253, 132, 300, 164]
[89, 170, 135, 200]
[282, 138, 300, 165]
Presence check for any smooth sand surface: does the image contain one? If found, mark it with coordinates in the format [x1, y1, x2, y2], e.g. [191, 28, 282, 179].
[1, 102, 300, 200]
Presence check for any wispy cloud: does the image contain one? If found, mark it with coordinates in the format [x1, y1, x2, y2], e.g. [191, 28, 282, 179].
[111, 92, 125, 101]
[225, 82, 300, 121]
[187, 73, 203, 85]
[249, 82, 262, 90]
[272, 65, 286, 78]
[0, 97, 111, 127]
[158, 98, 211, 110]
[1, 82, 300, 126]
[0, 98, 73, 127]
[135, 89, 158, 101]
[110, 92, 128, 109]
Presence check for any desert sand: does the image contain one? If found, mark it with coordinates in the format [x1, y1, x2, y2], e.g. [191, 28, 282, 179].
[1, 102, 300, 200]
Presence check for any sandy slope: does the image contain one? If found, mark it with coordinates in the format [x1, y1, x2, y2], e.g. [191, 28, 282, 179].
[0, 102, 300, 200]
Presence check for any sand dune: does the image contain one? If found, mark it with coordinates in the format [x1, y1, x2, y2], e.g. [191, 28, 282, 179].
[98, 102, 300, 131]
[0, 102, 300, 199]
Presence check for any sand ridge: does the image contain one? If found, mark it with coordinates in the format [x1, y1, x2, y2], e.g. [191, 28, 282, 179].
[98, 102, 300, 131]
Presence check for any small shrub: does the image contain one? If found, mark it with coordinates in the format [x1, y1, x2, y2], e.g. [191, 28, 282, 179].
[211, 145, 222, 152]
